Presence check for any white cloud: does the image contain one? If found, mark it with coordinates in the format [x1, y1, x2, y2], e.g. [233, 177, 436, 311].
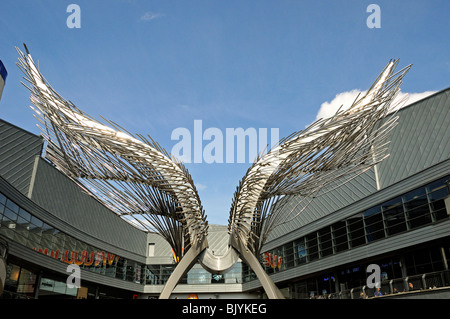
[195, 183, 207, 190]
[140, 12, 164, 21]
[315, 89, 437, 121]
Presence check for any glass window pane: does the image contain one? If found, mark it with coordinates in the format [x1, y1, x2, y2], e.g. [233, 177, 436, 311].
[384, 207, 406, 235]
[382, 197, 406, 236]
[41, 225, 55, 250]
[6, 199, 19, 213]
[15, 216, 30, 242]
[0, 192, 6, 205]
[426, 176, 450, 193]
[27, 231, 42, 249]
[53, 230, 66, 250]
[319, 226, 333, 257]
[364, 206, 385, 242]
[0, 216, 15, 239]
[64, 235, 76, 252]
[30, 216, 43, 228]
[403, 187, 426, 206]
[428, 186, 449, 221]
[428, 187, 448, 203]
[295, 239, 307, 265]
[18, 208, 31, 221]
[332, 221, 348, 252]
[306, 233, 319, 261]
[284, 243, 294, 269]
[13, 225, 28, 246]
[3, 208, 17, 222]
[407, 203, 432, 229]
[347, 213, 366, 248]
[75, 240, 87, 253]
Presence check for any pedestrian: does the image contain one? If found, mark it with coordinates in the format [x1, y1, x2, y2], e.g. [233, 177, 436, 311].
[374, 288, 383, 297]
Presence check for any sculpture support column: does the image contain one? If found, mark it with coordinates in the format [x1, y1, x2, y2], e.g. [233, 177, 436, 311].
[159, 234, 284, 299]
[230, 235, 285, 299]
[159, 238, 208, 299]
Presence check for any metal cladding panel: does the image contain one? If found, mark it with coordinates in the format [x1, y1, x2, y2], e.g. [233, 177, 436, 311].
[378, 89, 450, 188]
[0, 119, 43, 195]
[268, 168, 378, 241]
[206, 224, 230, 256]
[266, 88, 450, 242]
[147, 232, 173, 258]
[30, 157, 147, 256]
[260, 219, 450, 288]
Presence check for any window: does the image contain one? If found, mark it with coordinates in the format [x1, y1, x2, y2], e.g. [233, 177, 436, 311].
[148, 243, 155, 257]
[15, 215, 30, 245]
[0, 192, 6, 205]
[347, 213, 366, 248]
[40, 224, 55, 250]
[283, 242, 295, 268]
[405, 247, 444, 275]
[1, 210, 16, 239]
[0, 193, 151, 286]
[382, 196, 407, 235]
[427, 176, 450, 221]
[18, 208, 31, 221]
[364, 206, 385, 242]
[306, 233, 319, 261]
[53, 229, 66, 249]
[3, 205, 17, 222]
[188, 266, 211, 284]
[318, 226, 333, 258]
[404, 187, 431, 229]
[126, 262, 136, 282]
[5, 199, 19, 214]
[64, 235, 76, 252]
[295, 238, 307, 265]
[332, 221, 348, 253]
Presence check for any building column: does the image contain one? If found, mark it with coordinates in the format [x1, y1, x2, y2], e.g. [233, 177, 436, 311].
[33, 271, 42, 299]
[334, 272, 340, 294]
[441, 246, 448, 270]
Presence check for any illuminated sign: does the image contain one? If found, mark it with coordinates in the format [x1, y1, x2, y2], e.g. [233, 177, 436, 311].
[171, 248, 184, 263]
[263, 252, 282, 270]
[33, 248, 119, 266]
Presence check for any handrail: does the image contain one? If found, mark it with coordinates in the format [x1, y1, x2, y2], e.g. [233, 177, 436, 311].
[299, 269, 450, 299]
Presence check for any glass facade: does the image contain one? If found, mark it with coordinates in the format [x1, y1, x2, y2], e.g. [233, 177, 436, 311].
[245, 175, 450, 281]
[0, 174, 448, 298]
[285, 240, 450, 299]
[0, 190, 244, 297]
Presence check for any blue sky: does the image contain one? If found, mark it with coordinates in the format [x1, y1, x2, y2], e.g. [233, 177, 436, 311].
[0, 0, 449, 225]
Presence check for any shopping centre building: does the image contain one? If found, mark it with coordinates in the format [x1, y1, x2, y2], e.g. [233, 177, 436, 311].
[0, 57, 449, 299]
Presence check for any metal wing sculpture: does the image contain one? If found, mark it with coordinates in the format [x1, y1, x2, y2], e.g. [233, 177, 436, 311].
[16, 45, 209, 264]
[17, 44, 410, 299]
[229, 59, 411, 257]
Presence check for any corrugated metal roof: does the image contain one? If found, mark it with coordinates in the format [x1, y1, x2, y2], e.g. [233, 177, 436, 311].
[0, 119, 43, 195]
[30, 157, 148, 256]
[206, 224, 229, 256]
[378, 89, 450, 188]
